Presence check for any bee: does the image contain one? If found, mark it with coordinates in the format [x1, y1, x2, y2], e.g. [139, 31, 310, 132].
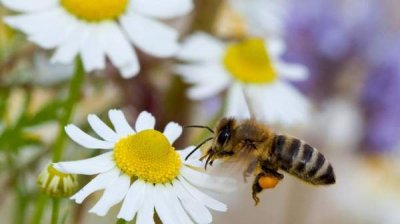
[185, 118, 336, 205]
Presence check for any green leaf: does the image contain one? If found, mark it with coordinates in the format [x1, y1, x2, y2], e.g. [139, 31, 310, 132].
[25, 100, 63, 126]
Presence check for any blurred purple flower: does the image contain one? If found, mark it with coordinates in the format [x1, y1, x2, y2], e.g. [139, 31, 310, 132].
[284, 0, 400, 153]
[283, 0, 386, 97]
[361, 59, 400, 153]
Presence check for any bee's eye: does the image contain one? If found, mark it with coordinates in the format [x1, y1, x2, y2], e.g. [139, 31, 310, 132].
[217, 129, 231, 145]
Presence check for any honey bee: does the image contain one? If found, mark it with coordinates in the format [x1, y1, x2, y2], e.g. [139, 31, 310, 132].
[186, 118, 336, 205]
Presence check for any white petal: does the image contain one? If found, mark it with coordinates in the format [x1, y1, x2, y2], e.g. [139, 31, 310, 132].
[1, 0, 57, 12]
[131, 0, 193, 19]
[4, 8, 64, 36]
[51, 21, 88, 64]
[248, 81, 310, 125]
[173, 180, 212, 224]
[181, 166, 236, 192]
[179, 147, 204, 168]
[225, 83, 251, 119]
[119, 61, 141, 79]
[187, 82, 229, 100]
[233, 0, 287, 37]
[164, 184, 193, 224]
[117, 180, 147, 221]
[81, 25, 106, 71]
[87, 114, 119, 143]
[178, 176, 227, 212]
[153, 184, 178, 224]
[163, 122, 182, 144]
[99, 22, 140, 77]
[275, 62, 309, 81]
[135, 111, 156, 132]
[65, 124, 114, 149]
[53, 152, 114, 175]
[176, 32, 225, 62]
[25, 11, 77, 49]
[184, 159, 204, 168]
[266, 38, 286, 56]
[89, 174, 131, 216]
[108, 109, 135, 137]
[120, 14, 179, 57]
[248, 86, 280, 123]
[136, 185, 155, 224]
[70, 168, 120, 203]
[178, 146, 201, 161]
[175, 64, 231, 100]
[175, 63, 230, 84]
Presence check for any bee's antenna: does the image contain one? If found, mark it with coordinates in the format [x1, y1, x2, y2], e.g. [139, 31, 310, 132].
[185, 137, 214, 161]
[184, 125, 215, 134]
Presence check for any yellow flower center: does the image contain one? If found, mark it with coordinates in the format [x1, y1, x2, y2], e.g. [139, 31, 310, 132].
[113, 130, 182, 184]
[223, 38, 277, 84]
[60, 0, 129, 22]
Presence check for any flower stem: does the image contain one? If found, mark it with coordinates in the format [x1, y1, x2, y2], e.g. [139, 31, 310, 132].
[51, 199, 60, 224]
[31, 194, 48, 224]
[50, 57, 85, 224]
[52, 57, 85, 162]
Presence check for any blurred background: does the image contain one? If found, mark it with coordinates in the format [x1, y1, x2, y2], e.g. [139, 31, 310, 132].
[1, 0, 400, 223]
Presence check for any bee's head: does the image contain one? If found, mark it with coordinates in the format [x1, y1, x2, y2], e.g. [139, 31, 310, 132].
[209, 118, 237, 159]
[184, 118, 238, 170]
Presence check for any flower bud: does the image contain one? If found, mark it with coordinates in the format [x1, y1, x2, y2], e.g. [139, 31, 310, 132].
[37, 164, 78, 197]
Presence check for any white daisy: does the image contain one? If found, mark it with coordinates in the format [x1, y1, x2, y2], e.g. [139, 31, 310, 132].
[53, 109, 233, 223]
[175, 32, 310, 126]
[2, 0, 193, 78]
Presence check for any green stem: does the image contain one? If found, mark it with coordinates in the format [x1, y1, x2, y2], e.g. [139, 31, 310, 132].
[51, 199, 60, 224]
[52, 57, 85, 162]
[31, 194, 47, 224]
[14, 183, 29, 224]
[50, 57, 85, 224]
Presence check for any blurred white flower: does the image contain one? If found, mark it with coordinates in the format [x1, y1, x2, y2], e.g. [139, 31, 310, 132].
[54, 109, 233, 223]
[2, 0, 193, 78]
[175, 33, 310, 126]
[216, 0, 289, 38]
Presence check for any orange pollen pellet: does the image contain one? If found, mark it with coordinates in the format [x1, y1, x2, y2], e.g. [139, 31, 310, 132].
[258, 176, 280, 189]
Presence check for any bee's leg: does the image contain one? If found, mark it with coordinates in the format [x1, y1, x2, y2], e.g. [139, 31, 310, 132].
[260, 161, 284, 180]
[243, 160, 257, 182]
[252, 170, 283, 206]
[261, 167, 284, 180]
[252, 172, 265, 206]
[252, 162, 284, 205]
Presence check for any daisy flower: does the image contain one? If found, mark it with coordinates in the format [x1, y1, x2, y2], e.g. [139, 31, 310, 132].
[175, 33, 310, 126]
[2, 0, 193, 78]
[53, 109, 232, 223]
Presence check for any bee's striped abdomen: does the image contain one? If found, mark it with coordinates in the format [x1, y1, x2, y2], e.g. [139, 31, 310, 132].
[270, 135, 335, 185]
